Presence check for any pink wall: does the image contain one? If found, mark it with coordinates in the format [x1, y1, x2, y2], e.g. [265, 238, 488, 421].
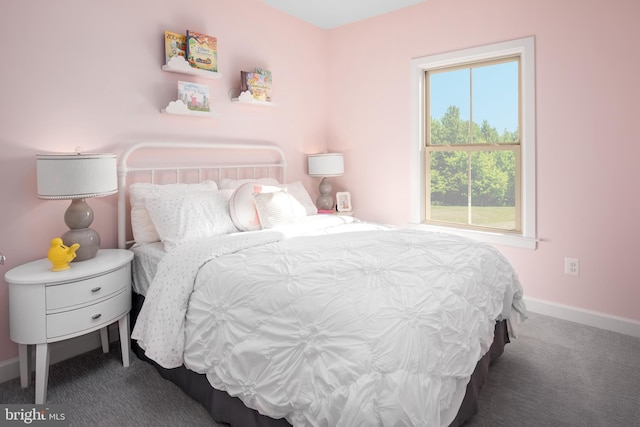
[0, 0, 327, 362]
[1, 0, 639, 367]
[327, 0, 640, 322]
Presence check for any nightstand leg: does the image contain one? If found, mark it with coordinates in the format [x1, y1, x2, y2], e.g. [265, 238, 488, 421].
[100, 327, 109, 353]
[18, 344, 32, 388]
[119, 314, 130, 367]
[34, 343, 50, 404]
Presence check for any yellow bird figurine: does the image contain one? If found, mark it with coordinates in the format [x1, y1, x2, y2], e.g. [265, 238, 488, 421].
[47, 238, 80, 272]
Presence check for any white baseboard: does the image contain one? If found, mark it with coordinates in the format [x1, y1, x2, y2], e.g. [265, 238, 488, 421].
[0, 324, 120, 385]
[524, 297, 640, 338]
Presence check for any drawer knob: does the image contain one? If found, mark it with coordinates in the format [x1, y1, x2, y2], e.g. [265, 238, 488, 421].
[91, 313, 102, 320]
[91, 287, 102, 293]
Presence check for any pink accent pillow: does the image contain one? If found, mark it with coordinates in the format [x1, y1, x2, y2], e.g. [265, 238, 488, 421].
[254, 190, 306, 229]
[229, 182, 279, 231]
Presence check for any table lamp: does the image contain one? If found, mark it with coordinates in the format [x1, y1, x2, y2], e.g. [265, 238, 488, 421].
[36, 153, 117, 261]
[307, 153, 344, 211]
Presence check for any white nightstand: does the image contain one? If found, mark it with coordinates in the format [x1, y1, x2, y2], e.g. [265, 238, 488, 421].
[5, 249, 134, 404]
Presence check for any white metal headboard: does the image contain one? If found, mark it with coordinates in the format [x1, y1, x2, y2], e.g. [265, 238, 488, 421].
[117, 141, 287, 249]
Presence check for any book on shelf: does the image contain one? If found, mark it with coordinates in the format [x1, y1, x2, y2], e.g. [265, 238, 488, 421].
[186, 30, 218, 72]
[255, 67, 272, 101]
[255, 68, 272, 87]
[240, 68, 272, 102]
[178, 81, 211, 113]
[164, 30, 187, 65]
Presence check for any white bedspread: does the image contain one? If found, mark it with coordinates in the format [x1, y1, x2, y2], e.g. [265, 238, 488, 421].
[133, 219, 525, 426]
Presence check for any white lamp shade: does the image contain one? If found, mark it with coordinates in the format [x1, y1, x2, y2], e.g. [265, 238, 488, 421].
[36, 153, 118, 199]
[307, 153, 344, 177]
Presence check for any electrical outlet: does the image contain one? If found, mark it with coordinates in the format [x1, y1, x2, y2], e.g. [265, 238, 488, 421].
[565, 257, 579, 276]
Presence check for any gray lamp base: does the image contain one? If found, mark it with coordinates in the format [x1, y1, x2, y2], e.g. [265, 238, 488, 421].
[64, 199, 94, 229]
[316, 177, 335, 211]
[62, 199, 100, 261]
[62, 228, 100, 261]
[316, 195, 334, 211]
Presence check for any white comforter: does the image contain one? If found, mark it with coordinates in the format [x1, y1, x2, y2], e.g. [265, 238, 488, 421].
[133, 217, 525, 427]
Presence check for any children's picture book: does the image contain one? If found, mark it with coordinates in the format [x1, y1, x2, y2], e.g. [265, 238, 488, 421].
[178, 81, 211, 112]
[164, 30, 187, 65]
[240, 68, 272, 102]
[186, 30, 218, 72]
[254, 67, 272, 101]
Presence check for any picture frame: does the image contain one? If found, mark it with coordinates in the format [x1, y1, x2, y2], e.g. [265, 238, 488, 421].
[336, 191, 352, 212]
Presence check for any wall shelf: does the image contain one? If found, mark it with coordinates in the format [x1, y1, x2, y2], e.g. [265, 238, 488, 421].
[161, 56, 222, 80]
[161, 100, 218, 118]
[229, 89, 275, 107]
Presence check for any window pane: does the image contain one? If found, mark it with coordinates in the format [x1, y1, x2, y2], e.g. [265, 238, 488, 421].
[472, 61, 519, 143]
[470, 151, 516, 230]
[429, 151, 468, 221]
[429, 150, 516, 231]
[429, 69, 470, 145]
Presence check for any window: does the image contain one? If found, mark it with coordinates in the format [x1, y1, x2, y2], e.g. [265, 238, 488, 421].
[428, 58, 520, 231]
[410, 37, 536, 249]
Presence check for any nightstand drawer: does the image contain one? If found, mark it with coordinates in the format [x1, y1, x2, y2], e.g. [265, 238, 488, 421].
[46, 288, 131, 340]
[46, 264, 130, 311]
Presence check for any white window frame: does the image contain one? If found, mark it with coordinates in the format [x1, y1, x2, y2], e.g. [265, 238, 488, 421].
[410, 37, 537, 249]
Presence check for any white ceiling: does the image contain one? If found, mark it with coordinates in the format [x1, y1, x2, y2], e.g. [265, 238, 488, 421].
[263, 0, 426, 29]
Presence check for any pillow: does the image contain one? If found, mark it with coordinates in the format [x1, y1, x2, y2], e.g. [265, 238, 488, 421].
[229, 182, 283, 231]
[129, 181, 218, 244]
[218, 177, 279, 190]
[254, 190, 307, 229]
[145, 189, 236, 249]
[278, 181, 317, 215]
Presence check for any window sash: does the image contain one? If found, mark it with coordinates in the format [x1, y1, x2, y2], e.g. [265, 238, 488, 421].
[426, 57, 521, 146]
[424, 56, 522, 233]
[425, 144, 522, 232]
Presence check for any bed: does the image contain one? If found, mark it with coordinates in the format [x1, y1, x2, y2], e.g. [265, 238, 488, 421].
[117, 141, 527, 427]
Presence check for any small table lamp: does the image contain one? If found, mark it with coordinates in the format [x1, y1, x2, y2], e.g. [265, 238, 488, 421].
[36, 153, 117, 262]
[307, 153, 344, 211]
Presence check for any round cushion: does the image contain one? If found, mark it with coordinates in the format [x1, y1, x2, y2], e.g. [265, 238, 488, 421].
[229, 182, 279, 231]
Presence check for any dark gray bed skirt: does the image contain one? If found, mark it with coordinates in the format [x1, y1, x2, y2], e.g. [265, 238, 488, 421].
[131, 292, 509, 427]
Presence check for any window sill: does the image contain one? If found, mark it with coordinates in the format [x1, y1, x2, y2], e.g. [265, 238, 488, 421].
[407, 222, 537, 249]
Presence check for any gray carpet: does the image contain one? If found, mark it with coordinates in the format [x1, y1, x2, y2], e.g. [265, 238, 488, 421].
[1, 312, 639, 426]
[468, 313, 640, 427]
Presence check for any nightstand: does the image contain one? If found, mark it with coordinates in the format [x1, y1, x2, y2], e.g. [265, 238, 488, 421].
[5, 249, 134, 404]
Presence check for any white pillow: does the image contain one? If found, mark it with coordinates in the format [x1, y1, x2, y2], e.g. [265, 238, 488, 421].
[229, 182, 280, 231]
[254, 190, 307, 229]
[129, 181, 218, 244]
[278, 181, 317, 215]
[145, 189, 236, 249]
[218, 177, 279, 190]
[229, 181, 317, 231]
